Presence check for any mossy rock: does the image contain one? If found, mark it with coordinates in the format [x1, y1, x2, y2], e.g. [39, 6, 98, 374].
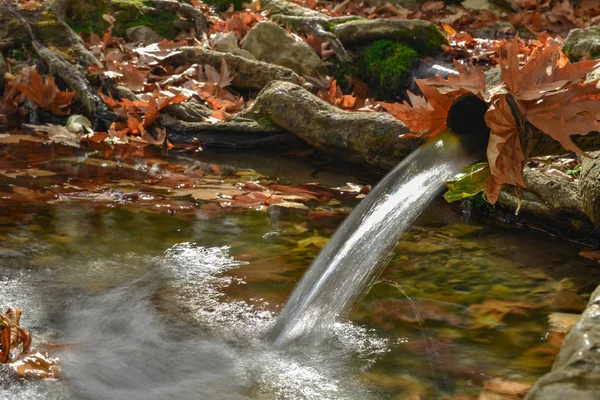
[65, 0, 180, 40]
[34, 11, 72, 47]
[335, 40, 419, 101]
[563, 25, 600, 61]
[332, 19, 447, 56]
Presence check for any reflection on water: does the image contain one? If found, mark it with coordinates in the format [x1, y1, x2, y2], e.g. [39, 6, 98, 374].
[0, 167, 598, 398]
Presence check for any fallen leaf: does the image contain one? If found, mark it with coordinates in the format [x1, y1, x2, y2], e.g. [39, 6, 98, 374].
[483, 96, 527, 204]
[16, 69, 75, 116]
[483, 378, 532, 397]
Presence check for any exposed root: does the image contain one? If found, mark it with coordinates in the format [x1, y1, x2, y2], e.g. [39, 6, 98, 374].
[242, 80, 422, 171]
[163, 47, 301, 89]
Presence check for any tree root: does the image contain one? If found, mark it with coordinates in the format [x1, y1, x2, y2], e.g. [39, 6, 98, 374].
[274, 15, 352, 63]
[5, 4, 116, 128]
[242, 80, 422, 171]
[160, 114, 302, 148]
[53, 0, 102, 68]
[163, 47, 301, 89]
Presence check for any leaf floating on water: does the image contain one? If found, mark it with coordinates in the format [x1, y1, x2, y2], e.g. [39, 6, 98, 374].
[483, 378, 533, 397]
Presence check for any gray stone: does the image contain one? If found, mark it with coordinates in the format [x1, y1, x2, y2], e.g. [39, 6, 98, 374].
[525, 285, 600, 400]
[241, 21, 326, 78]
[462, 0, 511, 16]
[563, 26, 600, 61]
[212, 32, 239, 53]
[332, 19, 447, 54]
[259, 0, 326, 18]
[126, 26, 163, 44]
[231, 49, 256, 60]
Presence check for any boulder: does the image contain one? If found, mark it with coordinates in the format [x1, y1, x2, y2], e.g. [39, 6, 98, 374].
[241, 21, 326, 78]
[563, 26, 600, 61]
[126, 26, 163, 44]
[525, 285, 600, 400]
[211, 32, 256, 60]
[212, 32, 238, 52]
[332, 19, 447, 55]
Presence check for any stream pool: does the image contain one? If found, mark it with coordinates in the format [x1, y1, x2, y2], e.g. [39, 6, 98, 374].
[0, 146, 598, 399]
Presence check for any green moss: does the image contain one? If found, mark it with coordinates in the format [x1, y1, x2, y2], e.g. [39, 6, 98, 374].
[256, 115, 276, 127]
[203, 0, 244, 11]
[363, 40, 418, 100]
[66, 1, 110, 35]
[66, 0, 180, 39]
[333, 61, 361, 87]
[413, 24, 447, 55]
[325, 17, 366, 32]
[35, 12, 71, 46]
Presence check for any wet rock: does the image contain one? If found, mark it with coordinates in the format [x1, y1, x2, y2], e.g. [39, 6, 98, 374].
[126, 26, 163, 44]
[563, 26, 600, 61]
[525, 285, 600, 400]
[241, 21, 326, 77]
[332, 19, 447, 55]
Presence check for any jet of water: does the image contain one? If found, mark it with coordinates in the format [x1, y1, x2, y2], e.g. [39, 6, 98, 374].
[271, 133, 473, 345]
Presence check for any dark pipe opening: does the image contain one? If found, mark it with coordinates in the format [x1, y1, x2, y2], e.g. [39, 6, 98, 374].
[447, 94, 490, 159]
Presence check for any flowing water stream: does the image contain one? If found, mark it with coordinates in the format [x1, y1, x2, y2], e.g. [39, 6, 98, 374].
[0, 143, 598, 399]
[271, 133, 472, 345]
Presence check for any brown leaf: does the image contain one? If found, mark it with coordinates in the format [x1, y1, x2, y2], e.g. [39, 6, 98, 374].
[483, 96, 527, 204]
[422, 60, 487, 99]
[523, 82, 600, 155]
[16, 69, 75, 116]
[499, 38, 597, 102]
[120, 63, 146, 92]
[483, 378, 532, 397]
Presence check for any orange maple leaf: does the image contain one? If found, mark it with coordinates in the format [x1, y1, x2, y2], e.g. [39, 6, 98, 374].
[382, 81, 470, 137]
[16, 69, 76, 116]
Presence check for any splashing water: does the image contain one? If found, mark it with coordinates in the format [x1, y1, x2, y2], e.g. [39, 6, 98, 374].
[271, 133, 472, 345]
